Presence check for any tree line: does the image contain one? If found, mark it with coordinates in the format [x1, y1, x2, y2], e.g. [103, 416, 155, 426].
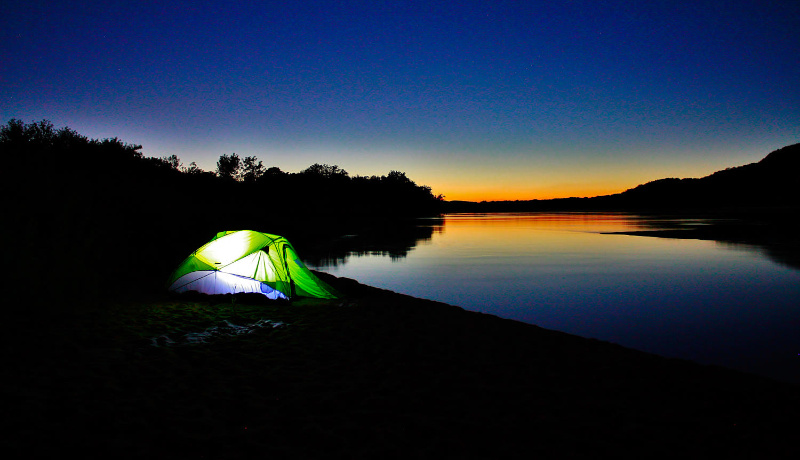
[158, 150, 445, 210]
[3, 119, 443, 301]
[2, 118, 443, 216]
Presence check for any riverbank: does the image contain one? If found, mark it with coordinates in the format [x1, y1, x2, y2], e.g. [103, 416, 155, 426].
[4, 274, 799, 459]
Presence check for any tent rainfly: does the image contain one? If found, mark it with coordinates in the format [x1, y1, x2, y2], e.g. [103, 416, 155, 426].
[168, 230, 339, 300]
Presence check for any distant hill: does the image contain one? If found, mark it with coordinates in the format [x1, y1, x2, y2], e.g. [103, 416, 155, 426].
[614, 143, 800, 208]
[445, 143, 800, 212]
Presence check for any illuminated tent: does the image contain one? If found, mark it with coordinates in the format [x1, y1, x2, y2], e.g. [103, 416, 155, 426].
[168, 230, 339, 300]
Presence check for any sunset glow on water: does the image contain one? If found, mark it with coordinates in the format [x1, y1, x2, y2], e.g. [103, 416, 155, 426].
[313, 213, 800, 383]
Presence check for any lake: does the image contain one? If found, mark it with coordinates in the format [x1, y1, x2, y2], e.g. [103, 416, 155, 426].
[307, 213, 800, 384]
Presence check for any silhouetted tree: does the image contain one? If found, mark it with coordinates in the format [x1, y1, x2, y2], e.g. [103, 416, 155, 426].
[301, 163, 349, 179]
[182, 161, 203, 174]
[217, 153, 242, 181]
[162, 154, 181, 170]
[256, 166, 288, 186]
[385, 170, 412, 184]
[242, 155, 266, 182]
[264, 166, 286, 178]
[2, 118, 143, 185]
[141, 154, 184, 172]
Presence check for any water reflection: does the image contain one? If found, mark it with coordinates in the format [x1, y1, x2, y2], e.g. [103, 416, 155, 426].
[750, 244, 800, 271]
[307, 212, 800, 272]
[602, 215, 800, 271]
[308, 213, 800, 383]
[302, 217, 443, 267]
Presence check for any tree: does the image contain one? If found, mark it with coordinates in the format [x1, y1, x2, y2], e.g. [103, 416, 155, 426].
[1, 119, 142, 183]
[385, 170, 413, 184]
[216, 153, 242, 180]
[242, 155, 266, 182]
[264, 166, 286, 178]
[162, 154, 181, 170]
[301, 163, 349, 179]
[182, 161, 203, 174]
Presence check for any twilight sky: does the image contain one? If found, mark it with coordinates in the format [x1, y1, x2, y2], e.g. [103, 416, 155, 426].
[3, 0, 798, 201]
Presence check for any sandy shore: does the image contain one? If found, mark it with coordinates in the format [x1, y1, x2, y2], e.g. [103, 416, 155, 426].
[4, 274, 799, 459]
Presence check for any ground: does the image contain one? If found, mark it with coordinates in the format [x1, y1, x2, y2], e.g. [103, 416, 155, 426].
[3, 274, 799, 459]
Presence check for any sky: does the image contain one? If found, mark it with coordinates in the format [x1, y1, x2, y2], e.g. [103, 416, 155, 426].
[2, 0, 798, 201]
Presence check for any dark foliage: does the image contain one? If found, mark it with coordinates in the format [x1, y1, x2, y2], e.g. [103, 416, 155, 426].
[3, 119, 442, 305]
[215, 152, 243, 181]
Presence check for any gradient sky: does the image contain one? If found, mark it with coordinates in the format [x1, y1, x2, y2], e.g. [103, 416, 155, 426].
[3, 0, 798, 201]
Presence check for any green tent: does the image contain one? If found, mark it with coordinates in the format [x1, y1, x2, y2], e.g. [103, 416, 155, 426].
[168, 230, 339, 300]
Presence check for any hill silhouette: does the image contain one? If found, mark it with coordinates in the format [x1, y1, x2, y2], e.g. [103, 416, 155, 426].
[443, 143, 800, 271]
[446, 143, 800, 212]
[614, 143, 800, 208]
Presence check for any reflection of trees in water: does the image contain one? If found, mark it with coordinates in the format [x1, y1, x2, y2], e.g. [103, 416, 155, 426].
[303, 218, 443, 267]
[691, 223, 800, 271]
[305, 214, 800, 271]
[628, 216, 800, 271]
[760, 246, 800, 271]
[717, 241, 800, 271]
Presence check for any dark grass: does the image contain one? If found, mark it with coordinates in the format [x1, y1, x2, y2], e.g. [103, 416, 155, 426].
[4, 274, 799, 459]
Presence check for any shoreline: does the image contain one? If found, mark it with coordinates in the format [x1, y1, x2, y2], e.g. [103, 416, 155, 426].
[5, 275, 799, 458]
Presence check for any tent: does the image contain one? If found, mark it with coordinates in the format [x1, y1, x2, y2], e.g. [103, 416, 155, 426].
[168, 230, 339, 300]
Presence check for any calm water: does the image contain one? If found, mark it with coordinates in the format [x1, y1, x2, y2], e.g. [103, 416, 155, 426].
[309, 213, 800, 384]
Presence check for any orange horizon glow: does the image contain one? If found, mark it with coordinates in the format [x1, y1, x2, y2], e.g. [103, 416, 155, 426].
[424, 178, 639, 203]
[180, 142, 771, 204]
[440, 186, 628, 203]
[408, 154, 751, 203]
[403, 154, 710, 204]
